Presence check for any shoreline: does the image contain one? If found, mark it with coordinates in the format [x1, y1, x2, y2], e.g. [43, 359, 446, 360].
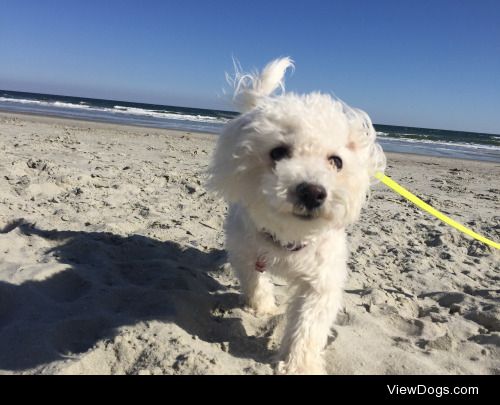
[1, 110, 498, 167]
[0, 110, 217, 141]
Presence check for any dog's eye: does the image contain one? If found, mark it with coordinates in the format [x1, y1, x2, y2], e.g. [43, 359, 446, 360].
[328, 155, 343, 170]
[270, 146, 291, 161]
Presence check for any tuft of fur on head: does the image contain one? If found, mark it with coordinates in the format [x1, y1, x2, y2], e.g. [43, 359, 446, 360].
[208, 58, 385, 241]
[227, 57, 294, 112]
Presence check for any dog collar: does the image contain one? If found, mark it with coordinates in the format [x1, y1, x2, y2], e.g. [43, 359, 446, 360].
[255, 232, 308, 272]
[261, 230, 308, 252]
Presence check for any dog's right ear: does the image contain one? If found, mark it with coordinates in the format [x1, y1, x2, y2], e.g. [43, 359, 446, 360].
[227, 57, 294, 112]
[206, 116, 254, 203]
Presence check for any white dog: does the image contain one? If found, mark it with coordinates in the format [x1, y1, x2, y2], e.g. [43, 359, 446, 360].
[208, 58, 386, 374]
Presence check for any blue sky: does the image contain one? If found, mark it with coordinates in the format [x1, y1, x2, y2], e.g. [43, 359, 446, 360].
[1, 0, 499, 133]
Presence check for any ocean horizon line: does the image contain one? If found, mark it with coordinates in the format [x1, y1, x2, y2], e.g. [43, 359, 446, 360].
[1, 88, 498, 137]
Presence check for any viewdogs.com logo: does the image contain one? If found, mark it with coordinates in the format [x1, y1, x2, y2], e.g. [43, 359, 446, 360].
[387, 385, 478, 398]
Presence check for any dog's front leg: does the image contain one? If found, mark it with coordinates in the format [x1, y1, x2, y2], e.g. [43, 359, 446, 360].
[230, 256, 278, 316]
[277, 282, 342, 374]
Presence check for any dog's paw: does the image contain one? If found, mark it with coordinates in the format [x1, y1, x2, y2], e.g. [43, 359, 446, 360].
[247, 296, 279, 316]
[275, 360, 326, 375]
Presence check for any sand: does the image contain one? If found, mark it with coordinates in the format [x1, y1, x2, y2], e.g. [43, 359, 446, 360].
[0, 111, 498, 375]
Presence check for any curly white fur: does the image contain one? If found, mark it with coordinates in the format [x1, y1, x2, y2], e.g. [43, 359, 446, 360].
[208, 57, 386, 374]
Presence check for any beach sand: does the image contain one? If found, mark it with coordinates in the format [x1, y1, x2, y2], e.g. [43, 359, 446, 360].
[0, 112, 498, 374]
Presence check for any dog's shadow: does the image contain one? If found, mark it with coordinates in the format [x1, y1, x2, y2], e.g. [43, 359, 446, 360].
[0, 221, 274, 371]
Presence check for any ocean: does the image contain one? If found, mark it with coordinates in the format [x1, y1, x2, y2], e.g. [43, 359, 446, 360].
[1, 89, 499, 163]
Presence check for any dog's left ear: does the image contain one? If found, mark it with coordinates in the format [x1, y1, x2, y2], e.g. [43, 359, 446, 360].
[227, 57, 294, 112]
[345, 107, 386, 187]
[346, 107, 386, 180]
[339, 107, 386, 225]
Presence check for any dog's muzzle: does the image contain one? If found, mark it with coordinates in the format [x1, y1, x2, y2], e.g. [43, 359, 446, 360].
[296, 182, 327, 209]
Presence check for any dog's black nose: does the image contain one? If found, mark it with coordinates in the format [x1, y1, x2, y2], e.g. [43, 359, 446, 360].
[296, 182, 327, 210]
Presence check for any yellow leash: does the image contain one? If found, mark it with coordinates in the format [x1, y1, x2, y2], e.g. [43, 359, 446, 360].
[374, 172, 500, 250]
